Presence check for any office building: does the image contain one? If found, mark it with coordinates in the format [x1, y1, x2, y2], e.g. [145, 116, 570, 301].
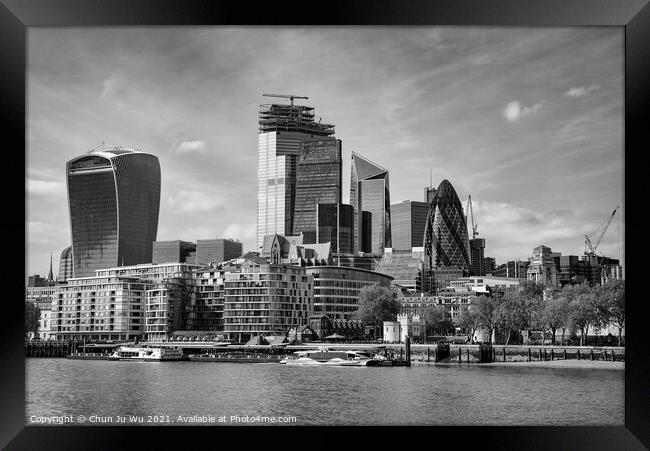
[316, 203, 354, 254]
[527, 245, 559, 287]
[484, 257, 496, 274]
[196, 238, 243, 265]
[423, 179, 471, 280]
[350, 152, 391, 255]
[153, 240, 197, 264]
[492, 260, 530, 279]
[256, 101, 335, 249]
[223, 260, 313, 343]
[424, 186, 437, 205]
[305, 266, 393, 320]
[66, 146, 161, 278]
[469, 238, 486, 276]
[292, 139, 342, 242]
[390, 200, 429, 251]
[58, 246, 73, 282]
[375, 247, 431, 294]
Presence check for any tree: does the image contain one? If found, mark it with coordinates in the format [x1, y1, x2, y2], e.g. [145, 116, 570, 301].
[354, 285, 400, 336]
[542, 289, 571, 345]
[495, 290, 527, 345]
[25, 301, 41, 338]
[421, 305, 454, 337]
[596, 279, 625, 346]
[568, 283, 599, 346]
[455, 304, 481, 343]
[473, 294, 500, 344]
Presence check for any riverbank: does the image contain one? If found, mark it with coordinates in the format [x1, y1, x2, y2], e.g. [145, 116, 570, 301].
[413, 360, 624, 369]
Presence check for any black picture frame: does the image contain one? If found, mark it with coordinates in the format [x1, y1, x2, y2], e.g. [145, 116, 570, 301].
[3, 0, 649, 449]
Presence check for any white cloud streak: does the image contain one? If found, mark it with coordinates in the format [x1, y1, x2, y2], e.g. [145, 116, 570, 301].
[565, 85, 600, 98]
[502, 100, 544, 122]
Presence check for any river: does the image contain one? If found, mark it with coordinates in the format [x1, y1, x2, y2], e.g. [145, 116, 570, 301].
[26, 359, 623, 426]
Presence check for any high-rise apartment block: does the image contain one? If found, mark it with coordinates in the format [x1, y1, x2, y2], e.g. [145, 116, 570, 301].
[66, 146, 161, 277]
[256, 101, 334, 249]
[390, 200, 428, 251]
[292, 139, 342, 243]
[350, 152, 391, 255]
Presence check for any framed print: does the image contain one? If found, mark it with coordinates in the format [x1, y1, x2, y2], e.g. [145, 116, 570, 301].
[3, 0, 649, 449]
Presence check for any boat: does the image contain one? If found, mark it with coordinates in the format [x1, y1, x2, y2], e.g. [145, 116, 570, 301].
[108, 346, 184, 361]
[279, 347, 387, 366]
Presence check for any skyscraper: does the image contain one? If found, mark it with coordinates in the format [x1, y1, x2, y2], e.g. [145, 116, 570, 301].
[390, 200, 429, 251]
[66, 146, 161, 278]
[423, 179, 471, 273]
[316, 203, 354, 254]
[256, 100, 335, 249]
[469, 238, 486, 276]
[350, 152, 391, 255]
[292, 139, 342, 242]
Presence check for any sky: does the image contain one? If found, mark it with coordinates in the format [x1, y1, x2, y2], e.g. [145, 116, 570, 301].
[26, 27, 624, 278]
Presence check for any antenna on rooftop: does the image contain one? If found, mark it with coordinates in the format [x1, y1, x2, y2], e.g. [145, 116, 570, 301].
[262, 93, 309, 107]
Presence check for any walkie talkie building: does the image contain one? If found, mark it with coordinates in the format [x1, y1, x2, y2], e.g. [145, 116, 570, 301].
[66, 146, 161, 278]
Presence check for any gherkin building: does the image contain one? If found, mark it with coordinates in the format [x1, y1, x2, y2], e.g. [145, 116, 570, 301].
[423, 179, 471, 272]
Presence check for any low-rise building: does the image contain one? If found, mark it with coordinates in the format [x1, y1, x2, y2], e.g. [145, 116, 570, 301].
[383, 313, 423, 343]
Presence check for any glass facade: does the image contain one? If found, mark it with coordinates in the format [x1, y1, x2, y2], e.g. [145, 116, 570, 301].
[469, 238, 486, 276]
[316, 203, 354, 254]
[350, 152, 391, 255]
[390, 201, 429, 251]
[257, 103, 335, 250]
[423, 179, 470, 272]
[195, 239, 243, 265]
[375, 248, 431, 293]
[153, 240, 197, 264]
[67, 149, 161, 278]
[292, 139, 341, 240]
[306, 266, 393, 320]
[58, 246, 73, 282]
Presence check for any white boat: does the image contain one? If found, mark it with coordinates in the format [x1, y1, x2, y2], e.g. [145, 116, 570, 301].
[279, 347, 387, 366]
[108, 346, 184, 361]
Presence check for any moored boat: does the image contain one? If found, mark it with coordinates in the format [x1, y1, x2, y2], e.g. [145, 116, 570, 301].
[108, 346, 184, 361]
[279, 347, 387, 366]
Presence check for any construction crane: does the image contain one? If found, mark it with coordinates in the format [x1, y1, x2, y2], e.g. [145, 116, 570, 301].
[584, 206, 619, 257]
[262, 93, 309, 106]
[465, 195, 478, 239]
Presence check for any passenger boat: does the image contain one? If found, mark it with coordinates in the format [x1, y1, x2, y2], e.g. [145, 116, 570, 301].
[108, 346, 184, 361]
[279, 347, 387, 366]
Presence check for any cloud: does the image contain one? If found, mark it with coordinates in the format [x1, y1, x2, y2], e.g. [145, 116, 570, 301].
[167, 189, 220, 212]
[26, 178, 65, 196]
[565, 85, 600, 98]
[222, 223, 256, 242]
[502, 101, 544, 122]
[176, 140, 206, 153]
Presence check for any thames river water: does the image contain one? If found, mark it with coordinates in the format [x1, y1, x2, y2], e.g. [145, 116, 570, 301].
[26, 359, 623, 426]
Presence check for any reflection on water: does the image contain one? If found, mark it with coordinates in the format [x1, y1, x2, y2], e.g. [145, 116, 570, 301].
[26, 359, 623, 425]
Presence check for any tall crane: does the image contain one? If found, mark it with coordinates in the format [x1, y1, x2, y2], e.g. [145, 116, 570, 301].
[465, 195, 478, 239]
[262, 93, 309, 106]
[584, 206, 619, 257]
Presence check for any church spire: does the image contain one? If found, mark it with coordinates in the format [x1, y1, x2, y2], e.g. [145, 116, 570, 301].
[47, 252, 54, 282]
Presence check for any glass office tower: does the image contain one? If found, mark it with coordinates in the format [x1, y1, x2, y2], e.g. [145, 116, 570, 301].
[423, 179, 470, 272]
[350, 152, 391, 255]
[292, 139, 342, 242]
[66, 147, 161, 277]
[316, 203, 354, 254]
[390, 200, 429, 251]
[257, 102, 335, 250]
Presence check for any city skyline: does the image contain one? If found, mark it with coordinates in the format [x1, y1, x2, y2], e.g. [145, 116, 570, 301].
[27, 27, 624, 277]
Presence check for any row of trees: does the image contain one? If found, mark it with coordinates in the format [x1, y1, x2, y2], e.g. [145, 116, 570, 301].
[455, 279, 625, 345]
[354, 280, 625, 346]
[25, 301, 41, 337]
